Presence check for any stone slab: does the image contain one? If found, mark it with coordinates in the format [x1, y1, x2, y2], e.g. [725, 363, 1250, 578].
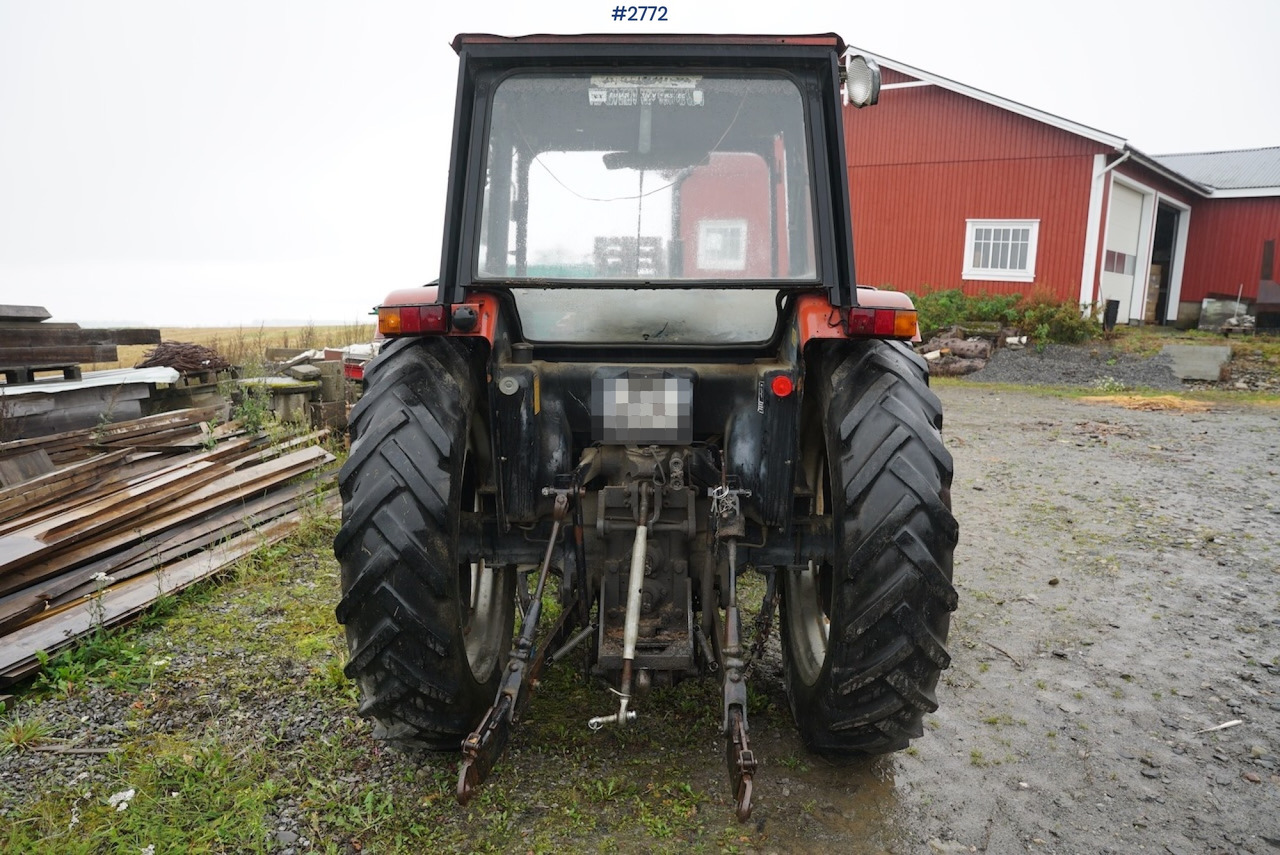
[1160, 344, 1232, 381]
[287, 363, 322, 381]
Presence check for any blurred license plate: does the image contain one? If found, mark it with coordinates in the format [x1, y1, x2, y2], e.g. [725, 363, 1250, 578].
[592, 369, 693, 445]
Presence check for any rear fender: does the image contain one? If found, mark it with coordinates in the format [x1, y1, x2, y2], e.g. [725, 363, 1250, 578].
[795, 289, 921, 346]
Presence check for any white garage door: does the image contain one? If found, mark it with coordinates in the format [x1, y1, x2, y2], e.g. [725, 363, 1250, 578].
[1100, 184, 1145, 320]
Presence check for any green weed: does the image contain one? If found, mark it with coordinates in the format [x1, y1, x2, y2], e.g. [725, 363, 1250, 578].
[0, 714, 55, 754]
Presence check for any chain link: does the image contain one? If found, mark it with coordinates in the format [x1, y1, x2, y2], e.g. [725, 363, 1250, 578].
[743, 576, 778, 674]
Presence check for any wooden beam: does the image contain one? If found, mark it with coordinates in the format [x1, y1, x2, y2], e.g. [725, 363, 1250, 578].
[0, 345, 119, 364]
[0, 328, 161, 347]
[0, 306, 52, 322]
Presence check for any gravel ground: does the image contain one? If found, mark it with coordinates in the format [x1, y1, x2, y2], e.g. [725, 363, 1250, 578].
[965, 343, 1183, 391]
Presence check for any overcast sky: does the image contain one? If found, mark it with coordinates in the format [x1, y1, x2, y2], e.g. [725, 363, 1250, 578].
[2, 0, 1277, 326]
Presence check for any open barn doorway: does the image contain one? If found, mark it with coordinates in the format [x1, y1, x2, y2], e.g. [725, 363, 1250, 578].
[1145, 203, 1180, 324]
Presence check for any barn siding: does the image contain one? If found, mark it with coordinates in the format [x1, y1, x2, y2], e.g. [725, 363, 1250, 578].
[1179, 197, 1280, 302]
[843, 65, 1280, 317]
[844, 84, 1107, 301]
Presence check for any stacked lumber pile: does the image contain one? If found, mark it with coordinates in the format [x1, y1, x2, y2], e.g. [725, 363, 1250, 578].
[0, 304, 161, 384]
[0, 407, 337, 686]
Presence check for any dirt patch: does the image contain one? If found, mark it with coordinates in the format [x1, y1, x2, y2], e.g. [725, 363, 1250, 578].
[1081, 395, 1215, 412]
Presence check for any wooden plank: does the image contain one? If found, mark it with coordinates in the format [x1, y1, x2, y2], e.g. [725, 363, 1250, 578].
[0, 328, 161, 347]
[0, 484, 323, 633]
[0, 322, 79, 332]
[0, 345, 119, 364]
[0, 407, 220, 460]
[0, 450, 54, 487]
[0, 407, 204, 453]
[0, 446, 332, 596]
[48, 488, 322, 608]
[0, 306, 51, 322]
[0, 450, 131, 522]
[0, 452, 148, 537]
[0, 460, 229, 578]
[0, 499, 339, 683]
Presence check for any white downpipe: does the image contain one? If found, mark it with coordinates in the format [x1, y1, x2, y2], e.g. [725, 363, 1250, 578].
[1099, 149, 1132, 178]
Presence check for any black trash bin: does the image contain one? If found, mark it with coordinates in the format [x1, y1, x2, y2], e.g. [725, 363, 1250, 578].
[1103, 299, 1120, 332]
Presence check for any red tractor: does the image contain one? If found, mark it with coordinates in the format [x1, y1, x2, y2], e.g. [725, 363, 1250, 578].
[334, 33, 957, 820]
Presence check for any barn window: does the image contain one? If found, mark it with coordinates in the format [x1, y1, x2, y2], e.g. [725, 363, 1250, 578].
[697, 219, 748, 271]
[963, 219, 1039, 282]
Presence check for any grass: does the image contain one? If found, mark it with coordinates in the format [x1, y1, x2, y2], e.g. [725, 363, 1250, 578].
[0, 519, 788, 853]
[86, 323, 376, 373]
[1103, 323, 1280, 361]
[0, 714, 55, 754]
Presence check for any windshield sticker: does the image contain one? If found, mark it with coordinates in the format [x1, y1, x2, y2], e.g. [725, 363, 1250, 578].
[590, 75, 701, 88]
[588, 88, 704, 107]
[588, 75, 704, 107]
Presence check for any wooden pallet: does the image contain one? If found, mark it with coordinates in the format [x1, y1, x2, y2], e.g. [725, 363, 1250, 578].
[0, 363, 82, 385]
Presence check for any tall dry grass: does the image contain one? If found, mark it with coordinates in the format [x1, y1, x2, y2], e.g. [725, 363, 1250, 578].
[95, 323, 377, 372]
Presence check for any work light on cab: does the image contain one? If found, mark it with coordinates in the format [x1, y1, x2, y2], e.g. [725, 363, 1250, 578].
[843, 53, 881, 108]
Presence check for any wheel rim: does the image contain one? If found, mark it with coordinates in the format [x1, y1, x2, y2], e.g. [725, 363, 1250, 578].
[464, 559, 507, 677]
[786, 447, 833, 685]
[459, 444, 511, 680]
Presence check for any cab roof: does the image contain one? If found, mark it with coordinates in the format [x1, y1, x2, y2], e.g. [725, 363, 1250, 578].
[451, 33, 846, 53]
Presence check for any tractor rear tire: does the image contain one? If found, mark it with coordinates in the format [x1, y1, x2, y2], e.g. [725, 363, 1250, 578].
[333, 336, 514, 749]
[780, 339, 958, 754]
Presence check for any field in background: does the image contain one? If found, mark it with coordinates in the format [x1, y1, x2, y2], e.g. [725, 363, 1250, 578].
[89, 323, 378, 371]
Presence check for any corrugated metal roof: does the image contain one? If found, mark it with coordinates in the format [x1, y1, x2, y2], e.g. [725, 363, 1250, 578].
[1152, 146, 1280, 190]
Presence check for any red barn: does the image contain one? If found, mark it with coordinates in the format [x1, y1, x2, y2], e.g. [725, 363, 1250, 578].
[842, 49, 1280, 327]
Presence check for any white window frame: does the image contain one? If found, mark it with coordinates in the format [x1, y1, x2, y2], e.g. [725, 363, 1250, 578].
[963, 219, 1039, 282]
[697, 219, 748, 271]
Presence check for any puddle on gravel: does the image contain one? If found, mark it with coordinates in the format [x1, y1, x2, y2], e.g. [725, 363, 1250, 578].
[755, 751, 915, 853]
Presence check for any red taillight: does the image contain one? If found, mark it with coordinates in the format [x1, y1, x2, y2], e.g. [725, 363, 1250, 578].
[378, 304, 447, 336]
[848, 307, 876, 336]
[770, 374, 794, 397]
[847, 307, 917, 340]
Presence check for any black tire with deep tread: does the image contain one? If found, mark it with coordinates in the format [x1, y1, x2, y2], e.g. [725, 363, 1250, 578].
[780, 338, 958, 754]
[334, 336, 513, 749]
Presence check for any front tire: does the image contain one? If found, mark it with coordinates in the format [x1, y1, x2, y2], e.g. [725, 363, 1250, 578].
[333, 337, 514, 749]
[780, 339, 959, 754]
